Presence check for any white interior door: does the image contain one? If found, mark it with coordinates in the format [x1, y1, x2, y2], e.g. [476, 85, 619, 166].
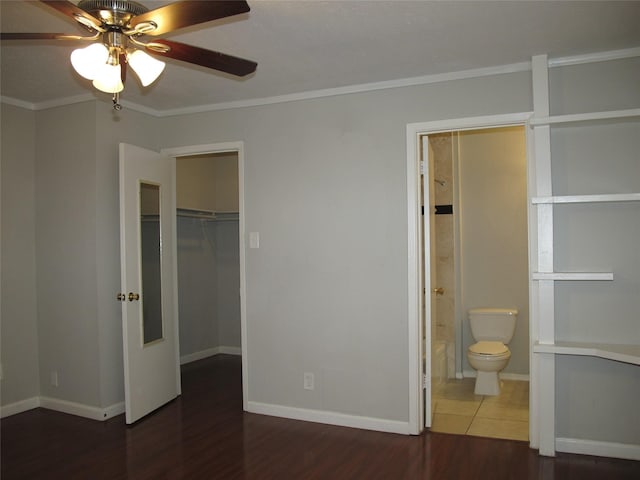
[420, 135, 436, 428]
[119, 143, 180, 424]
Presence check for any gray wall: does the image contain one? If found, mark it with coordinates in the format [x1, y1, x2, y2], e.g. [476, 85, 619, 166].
[549, 58, 640, 443]
[34, 102, 101, 405]
[1, 104, 40, 406]
[177, 217, 241, 357]
[1, 101, 160, 410]
[177, 217, 220, 355]
[157, 71, 532, 420]
[1, 55, 636, 447]
[216, 220, 241, 348]
[15, 70, 527, 422]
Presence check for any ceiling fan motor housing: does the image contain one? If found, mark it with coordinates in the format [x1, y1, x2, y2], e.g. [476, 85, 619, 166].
[78, 0, 149, 28]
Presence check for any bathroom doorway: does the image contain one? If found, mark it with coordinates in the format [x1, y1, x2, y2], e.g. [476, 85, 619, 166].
[421, 126, 530, 441]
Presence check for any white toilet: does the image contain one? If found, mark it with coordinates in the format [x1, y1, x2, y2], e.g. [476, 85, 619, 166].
[467, 308, 518, 396]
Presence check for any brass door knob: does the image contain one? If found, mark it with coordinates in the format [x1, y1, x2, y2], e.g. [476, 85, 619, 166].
[117, 293, 126, 302]
[432, 287, 444, 295]
[128, 292, 140, 301]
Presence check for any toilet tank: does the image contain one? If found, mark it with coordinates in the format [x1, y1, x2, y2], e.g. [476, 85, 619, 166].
[469, 308, 518, 343]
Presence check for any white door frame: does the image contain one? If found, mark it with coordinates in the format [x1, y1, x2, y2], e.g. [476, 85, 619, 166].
[406, 112, 535, 438]
[161, 141, 249, 410]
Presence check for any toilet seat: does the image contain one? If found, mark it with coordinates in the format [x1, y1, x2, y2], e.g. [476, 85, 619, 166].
[468, 341, 509, 356]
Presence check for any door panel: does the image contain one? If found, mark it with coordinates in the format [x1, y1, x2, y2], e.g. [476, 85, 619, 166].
[120, 143, 180, 424]
[420, 135, 435, 428]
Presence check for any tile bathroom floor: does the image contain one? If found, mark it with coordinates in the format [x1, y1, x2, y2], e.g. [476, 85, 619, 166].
[431, 378, 529, 441]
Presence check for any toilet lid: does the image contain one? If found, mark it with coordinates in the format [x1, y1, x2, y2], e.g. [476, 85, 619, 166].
[469, 341, 509, 355]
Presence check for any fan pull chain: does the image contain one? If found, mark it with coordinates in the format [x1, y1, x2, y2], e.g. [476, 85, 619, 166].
[112, 92, 122, 111]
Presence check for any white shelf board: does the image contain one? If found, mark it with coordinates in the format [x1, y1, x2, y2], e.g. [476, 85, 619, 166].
[529, 108, 640, 126]
[534, 341, 640, 366]
[532, 193, 640, 204]
[532, 272, 613, 281]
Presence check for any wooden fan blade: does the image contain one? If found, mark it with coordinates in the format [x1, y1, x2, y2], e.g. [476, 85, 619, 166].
[39, 0, 103, 32]
[146, 40, 257, 77]
[0, 32, 94, 41]
[131, 1, 250, 37]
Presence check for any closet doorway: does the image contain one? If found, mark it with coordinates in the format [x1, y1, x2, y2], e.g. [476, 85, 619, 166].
[176, 152, 241, 362]
[163, 142, 248, 409]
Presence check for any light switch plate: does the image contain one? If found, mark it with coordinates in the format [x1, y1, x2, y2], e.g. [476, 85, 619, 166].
[249, 232, 260, 249]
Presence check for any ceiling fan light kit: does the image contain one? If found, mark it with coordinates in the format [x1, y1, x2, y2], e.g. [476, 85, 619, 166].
[70, 42, 109, 79]
[91, 54, 124, 93]
[2, 0, 257, 110]
[127, 49, 166, 87]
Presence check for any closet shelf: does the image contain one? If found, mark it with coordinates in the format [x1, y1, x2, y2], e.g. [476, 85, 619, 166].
[529, 108, 640, 126]
[532, 193, 640, 204]
[532, 272, 613, 281]
[177, 208, 239, 221]
[534, 341, 640, 366]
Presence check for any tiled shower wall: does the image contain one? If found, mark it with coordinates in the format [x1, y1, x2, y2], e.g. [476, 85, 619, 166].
[429, 133, 456, 379]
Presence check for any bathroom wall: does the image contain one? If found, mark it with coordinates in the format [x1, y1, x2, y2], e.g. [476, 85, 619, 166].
[458, 126, 529, 376]
[429, 133, 456, 379]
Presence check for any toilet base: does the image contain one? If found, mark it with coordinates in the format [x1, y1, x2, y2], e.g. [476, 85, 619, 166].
[474, 371, 501, 396]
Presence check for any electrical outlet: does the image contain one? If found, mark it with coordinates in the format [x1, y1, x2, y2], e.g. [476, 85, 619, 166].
[51, 371, 59, 387]
[303, 372, 314, 390]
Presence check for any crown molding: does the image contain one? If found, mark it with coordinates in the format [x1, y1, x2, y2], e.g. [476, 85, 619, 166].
[1, 93, 95, 111]
[1, 62, 530, 117]
[156, 61, 532, 117]
[2, 46, 638, 116]
[548, 46, 640, 68]
[0, 96, 36, 110]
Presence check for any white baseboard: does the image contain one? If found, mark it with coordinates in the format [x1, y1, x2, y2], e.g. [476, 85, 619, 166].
[247, 401, 410, 435]
[180, 347, 220, 365]
[556, 437, 640, 461]
[40, 397, 124, 421]
[218, 345, 242, 356]
[1, 396, 124, 421]
[180, 345, 242, 365]
[102, 401, 126, 420]
[462, 369, 530, 382]
[0, 397, 40, 418]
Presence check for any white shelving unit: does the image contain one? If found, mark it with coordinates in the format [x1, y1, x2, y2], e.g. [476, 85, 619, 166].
[531, 272, 613, 281]
[532, 193, 640, 204]
[529, 55, 640, 458]
[529, 107, 640, 126]
[533, 342, 640, 366]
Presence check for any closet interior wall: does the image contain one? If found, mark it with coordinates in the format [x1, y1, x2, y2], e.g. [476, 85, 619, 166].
[176, 153, 241, 363]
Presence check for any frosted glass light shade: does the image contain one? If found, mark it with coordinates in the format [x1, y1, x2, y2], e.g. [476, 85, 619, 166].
[70, 43, 109, 80]
[92, 63, 124, 93]
[128, 50, 165, 86]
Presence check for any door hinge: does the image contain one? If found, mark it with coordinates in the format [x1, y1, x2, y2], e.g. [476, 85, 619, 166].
[420, 160, 425, 176]
[422, 373, 428, 389]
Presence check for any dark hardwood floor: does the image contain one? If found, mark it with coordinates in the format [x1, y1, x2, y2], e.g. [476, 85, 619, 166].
[2, 355, 639, 479]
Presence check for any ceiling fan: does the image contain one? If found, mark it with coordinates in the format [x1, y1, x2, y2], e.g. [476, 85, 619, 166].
[1, 0, 257, 110]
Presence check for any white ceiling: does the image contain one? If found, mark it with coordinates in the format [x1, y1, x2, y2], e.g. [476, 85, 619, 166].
[2, 0, 639, 113]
